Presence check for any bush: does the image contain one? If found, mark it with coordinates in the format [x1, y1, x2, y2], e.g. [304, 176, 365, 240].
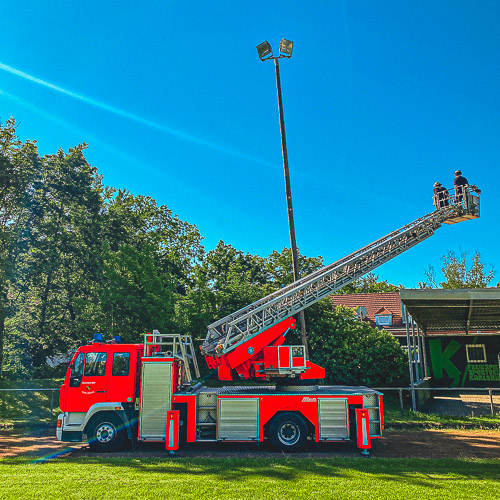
[306, 301, 408, 387]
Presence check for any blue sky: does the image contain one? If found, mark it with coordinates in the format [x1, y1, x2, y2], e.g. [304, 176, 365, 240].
[1, 1, 498, 287]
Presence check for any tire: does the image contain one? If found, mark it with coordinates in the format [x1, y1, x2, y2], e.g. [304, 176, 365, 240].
[87, 414, 125, 452]
[269, 413, 308, 452]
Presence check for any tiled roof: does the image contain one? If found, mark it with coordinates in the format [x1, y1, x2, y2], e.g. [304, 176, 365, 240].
[331, 291, 498, 337]
[331, 292, 404, 329]
[375, 306, 394, 315]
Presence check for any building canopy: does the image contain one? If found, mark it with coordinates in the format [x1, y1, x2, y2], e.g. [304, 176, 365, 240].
[400, 289, 500, 333]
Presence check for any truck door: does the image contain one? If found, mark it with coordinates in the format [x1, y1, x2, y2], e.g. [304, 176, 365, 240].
[106, 351, 136, 404]
[64, 352, 86, 412]
[65, 351, 109, 412]
[81, 351, 108, 408]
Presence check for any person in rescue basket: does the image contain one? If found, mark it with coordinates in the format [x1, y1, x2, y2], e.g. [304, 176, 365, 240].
[453, 170, 469, 202]
[433, 182, 449, 209]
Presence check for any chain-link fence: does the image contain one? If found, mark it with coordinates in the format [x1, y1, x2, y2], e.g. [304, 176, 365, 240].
[0, 388, 60, 425]
[374, 386, 500, 416]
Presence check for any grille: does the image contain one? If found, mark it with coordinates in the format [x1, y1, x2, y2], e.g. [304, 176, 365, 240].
[197, 391, 217, 407]
[217, 398, 259, 441]
[363, 393, 381, 437]
[139, 361, 172, 440]
[368, 409, 380, 436]
[363, 394, 377, 407]
[197, 408, 217, 423]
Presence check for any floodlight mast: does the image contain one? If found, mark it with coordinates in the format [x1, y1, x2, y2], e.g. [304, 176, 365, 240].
[256, 39, 309, 358]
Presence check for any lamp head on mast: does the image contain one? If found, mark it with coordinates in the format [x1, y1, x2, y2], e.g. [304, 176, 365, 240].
[256, 39, 294, 61]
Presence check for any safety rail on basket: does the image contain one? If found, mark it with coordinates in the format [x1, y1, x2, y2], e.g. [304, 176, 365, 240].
[144, 330, 200, 383]
[432, 185, 480, 224]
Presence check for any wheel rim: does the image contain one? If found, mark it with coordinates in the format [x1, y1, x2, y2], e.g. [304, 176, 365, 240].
[95, 423, 116, 443]
[278, 422, 300, 446]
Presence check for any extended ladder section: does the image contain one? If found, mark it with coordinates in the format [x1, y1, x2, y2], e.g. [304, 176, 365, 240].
[201, 187, 480, 357]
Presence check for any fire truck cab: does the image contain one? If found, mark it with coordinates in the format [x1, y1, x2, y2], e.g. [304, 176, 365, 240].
[57, 336, 144, 451]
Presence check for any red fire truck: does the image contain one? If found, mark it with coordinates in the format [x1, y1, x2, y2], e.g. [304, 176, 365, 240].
[56, 189, 480, 453]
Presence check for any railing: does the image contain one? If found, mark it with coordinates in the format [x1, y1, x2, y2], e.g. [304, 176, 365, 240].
[374, 387, 499, 416]
[432, 185, 481, 218]
[144, 331, 200, 384]
[0, 388, 59, 418]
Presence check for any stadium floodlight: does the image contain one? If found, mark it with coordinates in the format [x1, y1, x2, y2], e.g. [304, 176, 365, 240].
[256, 41, 273, 61]
[279, 39, 293, 58]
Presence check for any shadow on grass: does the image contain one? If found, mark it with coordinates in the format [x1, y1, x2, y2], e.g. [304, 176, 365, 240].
[1, 456, 499, 492]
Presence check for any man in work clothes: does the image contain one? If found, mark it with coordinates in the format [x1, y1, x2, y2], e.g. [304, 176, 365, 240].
[433, 182, 449, 209]
[454, 170, 469, 202]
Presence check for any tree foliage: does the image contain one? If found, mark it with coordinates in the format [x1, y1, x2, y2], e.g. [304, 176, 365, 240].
[419, 251, 495, 289]
[4, 138, 104, 374]
[335, 273, 401, 294]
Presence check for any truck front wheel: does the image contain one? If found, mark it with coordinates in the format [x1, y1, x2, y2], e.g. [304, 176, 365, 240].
[87, 414, 125, 452]
[269, 413, 308, 452]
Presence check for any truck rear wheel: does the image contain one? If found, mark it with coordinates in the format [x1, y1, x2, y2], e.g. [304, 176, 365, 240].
[269, 413, 308, 452]
[87, 414, 125, 452]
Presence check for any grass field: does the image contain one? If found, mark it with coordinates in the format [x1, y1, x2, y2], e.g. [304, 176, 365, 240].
[0, 457, 498, 499]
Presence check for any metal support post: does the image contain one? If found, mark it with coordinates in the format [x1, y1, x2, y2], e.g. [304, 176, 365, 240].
[274, 56, 308, 358]
[411, 317, 419, 383]
[416, 324, 424, 381]
[405, 309, 417, 411]
[420, 327, 428, 378]
[399, 389, 404, 416]
[50, 390, 54, 418]
[489, 389, 495, 416]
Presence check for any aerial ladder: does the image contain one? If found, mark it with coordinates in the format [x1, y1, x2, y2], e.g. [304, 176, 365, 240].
[201, 187, 480, 382]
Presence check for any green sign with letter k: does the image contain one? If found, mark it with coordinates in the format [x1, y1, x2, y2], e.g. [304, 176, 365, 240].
[429, 338, 461, 387]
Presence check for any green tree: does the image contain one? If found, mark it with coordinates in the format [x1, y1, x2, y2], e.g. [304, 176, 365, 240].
[100, 191, 205, 341]
[265, 247, 323, 287]
[98, 243, 177, 342]
[175, 241, 271, 340]
[176, 244, 325, 343]
[306, 300, 408, 386]
[6, 143, 104, 374]
[0, 118, 41, 376]
[335, 272, 401, 294]
[103, 189, 204, 292]
[419, 251, 495, 289]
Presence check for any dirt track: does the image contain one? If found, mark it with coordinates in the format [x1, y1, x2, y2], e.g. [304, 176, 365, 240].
[1, 427, 499, 459]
